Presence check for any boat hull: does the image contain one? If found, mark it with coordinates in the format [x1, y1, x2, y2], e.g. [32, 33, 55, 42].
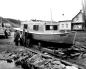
[31, 32, 76, 44]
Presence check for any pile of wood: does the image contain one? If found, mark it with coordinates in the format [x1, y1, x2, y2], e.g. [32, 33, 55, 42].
[0, 47, 80, 69]
[25, 54, 79, 69]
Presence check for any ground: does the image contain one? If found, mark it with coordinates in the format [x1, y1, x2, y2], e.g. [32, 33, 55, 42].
[0, 32, 23, 69]
[66, 31, 86, 69]
[0, 31, 86, 69]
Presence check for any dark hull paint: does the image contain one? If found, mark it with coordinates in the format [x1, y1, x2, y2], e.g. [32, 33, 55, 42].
[31, 32, 76, 44]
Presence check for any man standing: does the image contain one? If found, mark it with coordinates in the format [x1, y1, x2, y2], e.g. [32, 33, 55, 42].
[20, 31, 24, 46]
[4, 29, 8, 39]
[23, 29, 28, 47]
[22, 29, 30, 47]
[14, 30, 20, 46]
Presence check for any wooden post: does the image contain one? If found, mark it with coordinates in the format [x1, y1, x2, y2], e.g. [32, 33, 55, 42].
[73, 31, 77, 45]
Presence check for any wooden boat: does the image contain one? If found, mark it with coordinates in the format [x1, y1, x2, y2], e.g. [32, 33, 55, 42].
[30, 31, 76, 44]
[20, 20, 76, 45]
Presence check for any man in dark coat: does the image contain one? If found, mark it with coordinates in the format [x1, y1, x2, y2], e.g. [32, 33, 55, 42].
[4, 29, 8, 39]
[23, 29, 28, 47]
[14, 30, 20, 46]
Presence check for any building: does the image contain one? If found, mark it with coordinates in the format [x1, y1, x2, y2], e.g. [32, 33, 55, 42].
[71, 10, 85, 31]
[58, 20, 71, 32]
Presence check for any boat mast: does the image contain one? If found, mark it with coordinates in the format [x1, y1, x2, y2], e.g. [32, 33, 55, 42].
[50, 8, 53, 23]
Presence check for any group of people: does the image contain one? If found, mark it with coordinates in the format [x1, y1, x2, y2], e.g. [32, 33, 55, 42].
[14, 29, 29, 47]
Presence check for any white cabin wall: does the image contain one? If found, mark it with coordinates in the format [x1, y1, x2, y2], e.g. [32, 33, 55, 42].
[28, 22, 45, 32]
[59, 21, 71, 30]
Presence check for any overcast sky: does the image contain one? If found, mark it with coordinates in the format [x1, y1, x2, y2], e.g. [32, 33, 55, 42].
[0, 0, 82, 21]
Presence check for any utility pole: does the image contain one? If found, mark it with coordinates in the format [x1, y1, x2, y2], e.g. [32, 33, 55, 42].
[82, 0, 86, 18]
[82, 0, 86, 30]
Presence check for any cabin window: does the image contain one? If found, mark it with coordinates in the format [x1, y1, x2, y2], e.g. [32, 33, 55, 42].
[24, 24, 28, 29]
[46, 25, 50, 30]
[62, 24, 64, 28]
[46, 25, 58, 30]
[50, 26, 53, 30]
[66, 24, 68, 28]
[33, 25, 39, 31]
[2, 23, 4, 27]
[53, 25, 58, 30]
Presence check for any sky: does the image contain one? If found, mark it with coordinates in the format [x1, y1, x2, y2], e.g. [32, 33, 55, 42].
[0, 0, 82, 21]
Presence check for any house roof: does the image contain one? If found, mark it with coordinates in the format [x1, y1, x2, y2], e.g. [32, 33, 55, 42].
[71, 10, 84, 22]
[58, 20, 71, 22]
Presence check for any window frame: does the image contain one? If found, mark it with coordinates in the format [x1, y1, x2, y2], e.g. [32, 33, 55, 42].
[23, 24, 28, 29]
[62, 24, 64, 28]
[33, 25, 39, 31]
[45, 25, 58, 30]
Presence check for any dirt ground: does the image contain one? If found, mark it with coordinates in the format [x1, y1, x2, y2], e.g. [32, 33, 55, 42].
[0, 32, 23, 69]
[0, 32, 86, 69]
[65, 31, 86, 69]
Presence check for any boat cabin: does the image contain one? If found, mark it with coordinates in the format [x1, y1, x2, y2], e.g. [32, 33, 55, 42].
[21, 21, 59, 34]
